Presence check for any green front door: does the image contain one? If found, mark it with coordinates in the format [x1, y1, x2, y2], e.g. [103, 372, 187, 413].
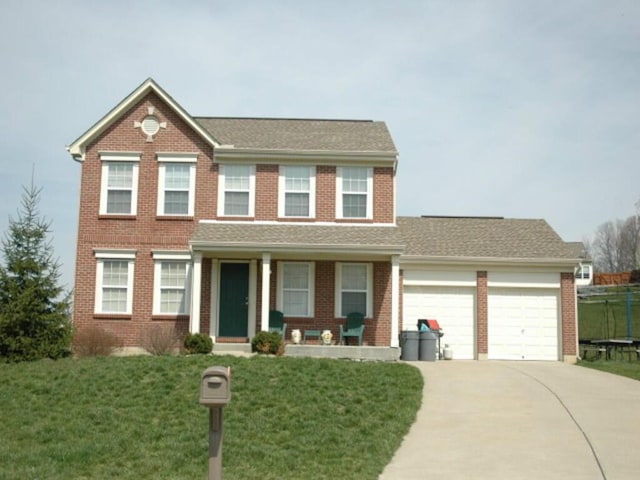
[218, 263, 249, 337]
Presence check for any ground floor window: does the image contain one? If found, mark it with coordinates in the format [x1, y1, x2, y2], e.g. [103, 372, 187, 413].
[153, 252, 191, 315]
[94, 250, 136, 314]
[278, 262, 315, 317]
[336, 262, 372, 317]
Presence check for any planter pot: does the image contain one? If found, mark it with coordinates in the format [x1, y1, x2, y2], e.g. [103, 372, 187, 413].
[321, 330, 333, 345]
[291, 329, 302, 344]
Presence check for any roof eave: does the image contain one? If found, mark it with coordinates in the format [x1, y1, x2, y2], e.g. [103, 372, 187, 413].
[213, 147, 398, 165]
[66, 78, 220, 161]
[190, 240, 404, 256]
[400, 255, 582, 268]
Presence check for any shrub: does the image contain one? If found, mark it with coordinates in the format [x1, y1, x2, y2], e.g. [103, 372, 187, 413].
[251, 331, 283, 355]
[142, 324, 180, 356]
[183, 333, 213, 354]
[73, 325, 122, 357]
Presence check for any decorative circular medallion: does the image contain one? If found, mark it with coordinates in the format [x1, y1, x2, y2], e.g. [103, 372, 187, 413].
[141, 115, 160, 136]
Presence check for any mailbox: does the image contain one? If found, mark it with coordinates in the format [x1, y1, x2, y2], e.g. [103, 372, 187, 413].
[200, 366, 231, 407]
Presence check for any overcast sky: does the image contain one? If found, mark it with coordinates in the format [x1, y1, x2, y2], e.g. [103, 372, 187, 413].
[1, 0, 639, 289]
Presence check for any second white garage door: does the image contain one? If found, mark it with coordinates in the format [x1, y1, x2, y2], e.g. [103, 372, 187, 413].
[403, 286, 475, 359]
[488, 288, 559, 361]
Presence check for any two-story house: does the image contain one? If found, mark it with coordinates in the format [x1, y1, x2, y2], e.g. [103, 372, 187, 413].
[67, 78, 581, 362]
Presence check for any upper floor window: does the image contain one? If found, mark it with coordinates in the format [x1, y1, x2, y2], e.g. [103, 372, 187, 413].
[99, 152, 140, 215]
[336, 167, 373, 219]
[335, 262, 372, 318]
[157, 154, 197, 216]
[94, 249, 136, 314]
[153, 252, 191, 315]
[279, 166, 315, 218]
[218, 164, 255, 217]
[277, 262, 315, 317]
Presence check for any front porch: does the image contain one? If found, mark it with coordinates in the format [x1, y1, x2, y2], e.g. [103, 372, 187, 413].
[212, 342, 401, 361]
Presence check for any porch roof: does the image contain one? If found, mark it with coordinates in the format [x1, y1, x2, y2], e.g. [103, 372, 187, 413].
[190, 222, 404, 256]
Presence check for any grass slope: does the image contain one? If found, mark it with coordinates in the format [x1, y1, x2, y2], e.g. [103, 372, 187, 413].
[579, 360, 640, 382]
[0, 355, 422, 480]
[578, 287, 640, 339]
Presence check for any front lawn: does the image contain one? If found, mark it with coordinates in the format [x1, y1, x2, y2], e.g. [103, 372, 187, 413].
[578, 359, 640, 382]
[0, 355, 422, 480]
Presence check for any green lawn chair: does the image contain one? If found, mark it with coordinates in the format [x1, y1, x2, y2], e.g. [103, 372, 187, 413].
[268, 310, 287, 339]
[339, 312, 365, 346]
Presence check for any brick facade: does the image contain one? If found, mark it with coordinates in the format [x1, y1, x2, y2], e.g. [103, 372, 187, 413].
[476, 271, 488, 356]
[72, 89, 397, 348]
[560, 272, 577, 358]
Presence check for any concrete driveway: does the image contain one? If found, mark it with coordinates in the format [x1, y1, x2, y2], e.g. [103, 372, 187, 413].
[380, 361, 640, 480]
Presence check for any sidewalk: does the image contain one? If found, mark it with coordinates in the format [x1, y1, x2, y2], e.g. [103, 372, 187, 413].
[380, 361, 640, 480]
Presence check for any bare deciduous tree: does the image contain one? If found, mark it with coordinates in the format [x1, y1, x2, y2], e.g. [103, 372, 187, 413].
[590, 199, 640, 273]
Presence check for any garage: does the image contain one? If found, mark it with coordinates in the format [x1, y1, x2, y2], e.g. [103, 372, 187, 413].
[403, 285, 476, 360]
[488, 288, 559, 361]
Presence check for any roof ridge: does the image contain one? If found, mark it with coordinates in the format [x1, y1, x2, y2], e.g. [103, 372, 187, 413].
[195, 116, 375, 123]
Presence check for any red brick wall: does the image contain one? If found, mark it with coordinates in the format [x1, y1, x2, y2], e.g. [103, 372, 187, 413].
[476, 271, 488, 356]
[74, 92, 212, 347]
[560, 272, 577, 356]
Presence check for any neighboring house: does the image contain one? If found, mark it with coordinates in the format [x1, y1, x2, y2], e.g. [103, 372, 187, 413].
[67, 78, 581, 362]
[567, 242, 593, 287]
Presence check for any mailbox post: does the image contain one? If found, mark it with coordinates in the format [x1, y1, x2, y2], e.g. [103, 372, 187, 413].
[200, 366, 231, 480]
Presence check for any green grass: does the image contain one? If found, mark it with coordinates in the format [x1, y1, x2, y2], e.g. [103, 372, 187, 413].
[578, 359, 640, 382]
[578, 286, 640, 339]
[0, 355, 423, 480]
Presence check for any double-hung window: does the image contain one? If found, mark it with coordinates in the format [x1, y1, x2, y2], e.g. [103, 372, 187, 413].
[157, 154, 197, 216]
[99, 152, 140, 215]
[279, 166, 315, 218]
[336, 263, 372, 317]
[278, 262, 315, 317]
[153, 252, 191, 315]
[218, 164, 255, 216]
[94, 250, 136, 314]
[337, 167, 373, 219]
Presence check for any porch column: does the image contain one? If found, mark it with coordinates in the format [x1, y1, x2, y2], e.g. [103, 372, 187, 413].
[190, 252, 203, 334]
[390, 255, 400, 347]
[261, 253, 271, 331]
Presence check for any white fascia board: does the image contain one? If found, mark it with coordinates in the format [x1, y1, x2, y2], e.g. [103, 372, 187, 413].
[213, 148, 397, 166]
[399, 255, 580, 271]
[190, 241, 403, 256]
[67, 78, 219, 161]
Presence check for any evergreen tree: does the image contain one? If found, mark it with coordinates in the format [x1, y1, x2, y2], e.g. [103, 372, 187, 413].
[0, 182, 72, 361]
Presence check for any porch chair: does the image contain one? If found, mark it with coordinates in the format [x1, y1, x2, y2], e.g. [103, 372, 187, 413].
[339, 312, 365, 346]
[268, 310, 287, 339]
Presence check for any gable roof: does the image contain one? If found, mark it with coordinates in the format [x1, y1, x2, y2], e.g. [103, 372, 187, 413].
[190, 222, 404, 256]
[66, 78, 219, 160]
[195, 117, 397, 154]
[397, 216, 579, 264]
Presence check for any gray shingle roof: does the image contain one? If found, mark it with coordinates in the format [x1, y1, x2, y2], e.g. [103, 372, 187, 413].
[191, 222, 404, 253]
[397, 216, 578, 260]
[194, 117, 397, 153]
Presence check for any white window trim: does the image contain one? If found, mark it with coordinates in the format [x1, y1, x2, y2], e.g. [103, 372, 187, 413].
[157, 154, 197, 217]
[152, 251, 192, 315]
[94, 249, 136, 315]
[276, 261, 315, 317]
[335, 262, 373, 318]
[336, 166, 373, 220]
[217, 164, 256, 217]
[278, 166, 316, 218]
[99, 152, 141, 215]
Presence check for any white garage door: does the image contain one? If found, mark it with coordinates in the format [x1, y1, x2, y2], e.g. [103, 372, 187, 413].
[403, 286, 475, 359]
[488, 288, 559, 361]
